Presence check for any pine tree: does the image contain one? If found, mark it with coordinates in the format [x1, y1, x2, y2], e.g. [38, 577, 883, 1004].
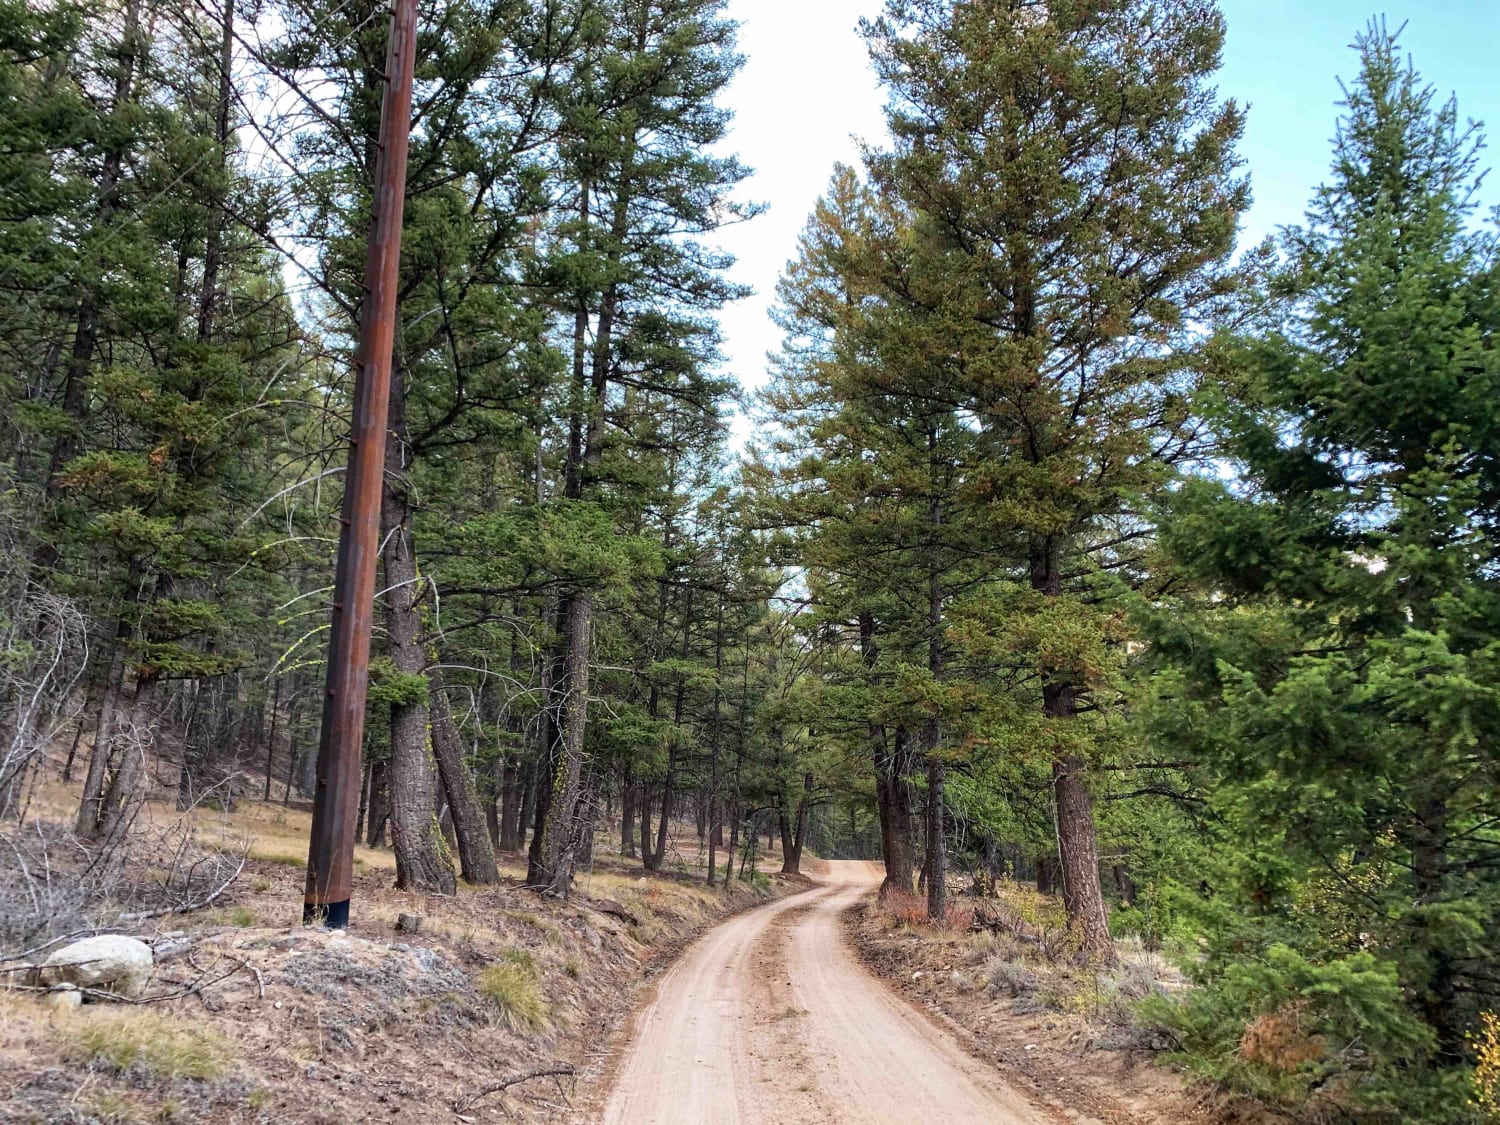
[858, 0, 1249, 957]
[764, 164, 983, 919]
[524, 0, 751, 897]
[1155, 22, 1500, 1100]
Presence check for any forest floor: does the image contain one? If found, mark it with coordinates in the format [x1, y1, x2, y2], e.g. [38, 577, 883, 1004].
[0, 783, 805, 1124]
[846, 887, 1290, 1125]
[4, 776, 1285, 1125]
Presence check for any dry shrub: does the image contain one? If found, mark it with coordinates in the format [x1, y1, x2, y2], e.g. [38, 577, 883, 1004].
[1474, 1010, 1500, 1121]
[883, 890, 928, 927]
[943, 899, 975, 931]
[1239, 1002, 1327, 1072]
[984, 955, 1041, 997]
[880, 891, 978, 933]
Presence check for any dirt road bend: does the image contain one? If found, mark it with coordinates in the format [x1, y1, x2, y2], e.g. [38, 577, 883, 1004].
[601, 860, 1051, 1124]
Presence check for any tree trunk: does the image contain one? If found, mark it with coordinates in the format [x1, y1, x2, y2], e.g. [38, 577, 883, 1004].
[516, 751, 537, 853]
[75, 638, 127, 836]
[620, 772, 636, 858]
[1053, 752, 1113, 961]
[640, 785, 657, 871]
[366, 759, 389, 847]
[485, 756, 503, 849]
[653, 765, 672, 868]
[1412, 797, 1458, 1058]
[533, 590, 591, 897]
[96, 669, 159, 846]
[355, 760, 371, 844]
[1036, 854, 1059, 895]
[428, 670, 500, 884]
[262, 676, 281, 801]
[923, 514, 946, 922]
[500, 755, 525, 851]
[861, 614, 917, 899]
[779, 775, 812, 875]
[381, 378, 455, 895]
[875, 728, 918, 899]
[526, 601, 564, 881]
[925, 757, 946, 922]
[1033, 537, 1114, 962]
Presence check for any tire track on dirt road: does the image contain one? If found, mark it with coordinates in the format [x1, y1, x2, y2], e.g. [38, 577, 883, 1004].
[601, 860, 1052, 1124]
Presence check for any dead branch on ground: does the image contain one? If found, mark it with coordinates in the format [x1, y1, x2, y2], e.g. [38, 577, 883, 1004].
[452, 1064, 577, 1114]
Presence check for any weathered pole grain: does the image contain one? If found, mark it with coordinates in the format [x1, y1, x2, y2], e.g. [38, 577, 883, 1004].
[303, 0, 418, 928]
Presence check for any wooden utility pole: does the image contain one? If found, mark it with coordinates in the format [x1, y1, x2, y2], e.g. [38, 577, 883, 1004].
[303, 0, 418, 928]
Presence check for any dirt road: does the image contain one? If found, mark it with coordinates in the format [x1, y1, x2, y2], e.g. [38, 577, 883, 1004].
[601, 860, 1051, 1124]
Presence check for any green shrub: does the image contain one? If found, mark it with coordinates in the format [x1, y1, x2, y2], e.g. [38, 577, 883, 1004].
[1140, 942, 1466, 1120]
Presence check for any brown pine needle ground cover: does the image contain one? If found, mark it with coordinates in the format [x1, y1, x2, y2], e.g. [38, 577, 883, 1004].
[846, 880, 1291, 1125]
[1, 787, 797, 1124]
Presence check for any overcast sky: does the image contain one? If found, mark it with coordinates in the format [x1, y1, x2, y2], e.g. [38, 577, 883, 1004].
[712, 0, 1500, 439]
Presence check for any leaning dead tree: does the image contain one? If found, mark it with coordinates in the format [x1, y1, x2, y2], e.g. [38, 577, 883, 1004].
[0, 535, 89, 821]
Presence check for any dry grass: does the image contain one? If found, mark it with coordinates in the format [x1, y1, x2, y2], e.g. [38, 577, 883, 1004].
[0, 996, 235, 1082]
[479, 949, 550, 1032]
[188, 801, 395, 874]
[60, 1010, 235, 1080]
[4, 745, 798, 1123]
[871, 881, 1182, 1024]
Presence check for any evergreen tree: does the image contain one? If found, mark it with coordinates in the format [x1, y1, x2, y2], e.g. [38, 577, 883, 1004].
[524, 0, 751, 897]
[857, 0, 1249, 957]
[1152, 23, 1500, 1112]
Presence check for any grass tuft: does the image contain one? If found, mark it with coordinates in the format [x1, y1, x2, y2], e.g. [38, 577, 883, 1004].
[477, 949, 549, 1032]
[61, 1011, 233, 1081]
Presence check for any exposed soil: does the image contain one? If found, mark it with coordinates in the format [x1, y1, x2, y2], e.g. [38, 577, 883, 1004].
[847, 894, 1235, 1125]
[599, 861, 1051, 1124]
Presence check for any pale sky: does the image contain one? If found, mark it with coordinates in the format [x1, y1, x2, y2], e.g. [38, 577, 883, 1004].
[713, 0, 1500, 439]
[715, 0, 888, 441]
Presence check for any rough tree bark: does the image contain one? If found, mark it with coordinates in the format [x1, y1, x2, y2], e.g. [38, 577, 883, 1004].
[532, 589, 591, 896]
[778, 774, 812, 875]
[428, 670, 499, 884]
[860, 612, 917, 898]
[381, 372, 455, 895]
[923, 495, 946, 923]
[366, 759, 390, 847]
[1033, 535, 1113, 962]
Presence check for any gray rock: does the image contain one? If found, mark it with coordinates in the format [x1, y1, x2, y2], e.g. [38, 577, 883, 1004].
[42, 983, 82, 1011]
[40, 935, 153, 998]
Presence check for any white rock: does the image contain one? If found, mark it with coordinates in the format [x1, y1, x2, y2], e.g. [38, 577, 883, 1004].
[40, 936, 153, 998]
